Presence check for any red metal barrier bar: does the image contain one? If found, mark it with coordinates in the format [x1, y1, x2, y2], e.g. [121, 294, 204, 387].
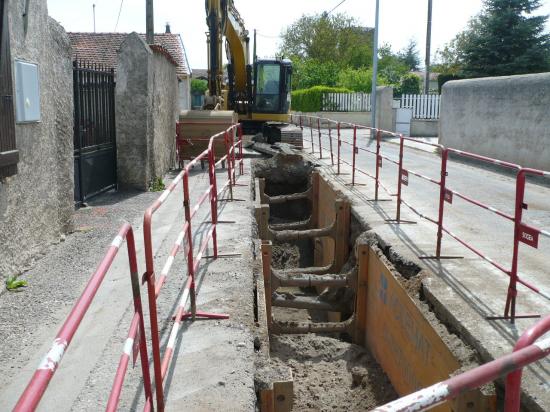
[328, 121, 334, 166]
[401, 198, 439, 225]
[238, 124, 244, 175]
[403, 167, 440, 185]
[372, 334, 550, 412]
[435, 149, 449, 257]
[155, 230, 186, 297]
[143, 124, 235, 411]
[351, 125, 357, 185]
[375, 130, 385, 200]
[15, 224, 153, 412]
[317, 118, 323, 159]
[143, 147, 211, 412]
[447, 188, 515, 222]
[396, 136, 405, 221]
[447, 147, 521, 171]
[160, 275, 193, 381]
[309, 117, 315, 153]
[505, 314, 550, 411]
[505, 168, 550, 321]
[337, 122, 341, 174]
[224, 131, 234, 200]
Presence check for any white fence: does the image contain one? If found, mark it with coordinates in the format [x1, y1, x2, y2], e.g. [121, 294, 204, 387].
[400, 94, 441, 119]
[322, 92, 372, 112]
[320, 92, 441, 120]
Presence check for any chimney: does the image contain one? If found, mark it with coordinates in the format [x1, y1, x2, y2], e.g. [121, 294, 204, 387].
[165, 22, 171, 33]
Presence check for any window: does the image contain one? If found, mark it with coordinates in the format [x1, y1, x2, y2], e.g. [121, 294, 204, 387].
[255, 63, 281, 113]
[0, 0, 18, 178]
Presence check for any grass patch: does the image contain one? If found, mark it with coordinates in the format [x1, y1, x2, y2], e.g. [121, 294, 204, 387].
[5, 275, 28, 291]
[149, 177, 165, 192]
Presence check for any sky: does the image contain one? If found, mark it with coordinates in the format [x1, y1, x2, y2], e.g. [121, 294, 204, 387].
[47, 0, 550, 70]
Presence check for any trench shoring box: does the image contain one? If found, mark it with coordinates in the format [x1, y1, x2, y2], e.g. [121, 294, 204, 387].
[360, 245, 496, 411]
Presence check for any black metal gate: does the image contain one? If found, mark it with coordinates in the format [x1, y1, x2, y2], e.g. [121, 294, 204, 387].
[73, 60, 117, 204]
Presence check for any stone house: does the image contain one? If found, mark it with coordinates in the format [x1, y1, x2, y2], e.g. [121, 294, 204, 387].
[0, 0, 73, 280]
[68, 25, 192, 111]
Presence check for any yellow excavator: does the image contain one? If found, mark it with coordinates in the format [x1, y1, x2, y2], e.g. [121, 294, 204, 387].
[179, 0, 302, 147]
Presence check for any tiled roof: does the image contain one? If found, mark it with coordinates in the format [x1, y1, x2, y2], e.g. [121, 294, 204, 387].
[68, 32, 190, 78]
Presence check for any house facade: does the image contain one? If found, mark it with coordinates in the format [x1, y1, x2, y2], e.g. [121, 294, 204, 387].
[0, 0, 74, 280]
[68, 26, 192, 112]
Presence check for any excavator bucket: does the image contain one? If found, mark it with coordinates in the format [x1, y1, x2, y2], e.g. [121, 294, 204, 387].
[177, 110, 238, 165]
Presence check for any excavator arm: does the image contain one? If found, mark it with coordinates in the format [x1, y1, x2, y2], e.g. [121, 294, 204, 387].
[204, 0, 250, 111]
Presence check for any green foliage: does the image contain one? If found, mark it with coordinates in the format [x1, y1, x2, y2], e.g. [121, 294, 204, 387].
[5, 275, 27, 291]
[378, 44, 409, 85]
[438, 0, 550, 78]
[291, 59, 340, 90]
[291, 86, 352, 112]
[398, 39, 421, 71]
[280, 13, 373, 69]
[149, 177, 165, 192]
[191, 79, 208, 94]
[336, 67, 373, 92]
[396, 73, 422, 96]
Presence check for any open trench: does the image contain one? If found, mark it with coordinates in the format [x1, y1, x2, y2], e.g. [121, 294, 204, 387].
[264, 168, 395, 410]
[251, 151, 495, 411]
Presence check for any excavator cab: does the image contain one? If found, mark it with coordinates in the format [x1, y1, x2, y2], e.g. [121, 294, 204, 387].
[253, 59, 292, 116]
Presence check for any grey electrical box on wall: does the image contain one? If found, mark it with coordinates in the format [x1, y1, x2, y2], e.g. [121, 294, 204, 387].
[14, 60, 41, 123]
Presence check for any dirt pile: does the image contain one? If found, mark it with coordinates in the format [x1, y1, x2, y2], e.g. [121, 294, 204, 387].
[271, 243, 301, 269]
[270, 334, 396, 411]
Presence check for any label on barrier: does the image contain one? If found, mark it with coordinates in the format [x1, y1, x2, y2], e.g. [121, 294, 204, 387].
[444, 189, 453, 204]
[133, 327, 141, 367]
[354, 147, 359, 154]
[401, 170, 409, 186]
[378, 156, 383, 168]
[519, 224, 539, 249]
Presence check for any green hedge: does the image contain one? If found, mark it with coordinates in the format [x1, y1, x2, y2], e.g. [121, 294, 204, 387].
[291, 86, 352, 112]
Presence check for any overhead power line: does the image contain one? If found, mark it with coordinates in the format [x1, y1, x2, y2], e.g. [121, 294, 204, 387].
[256, 31, 281, 40]
[114, 0, 124, 32]
[327, 0, 348, 15]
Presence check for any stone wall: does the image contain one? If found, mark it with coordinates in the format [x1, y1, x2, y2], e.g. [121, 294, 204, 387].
[411, 119, 438, 137]
[439, 73, 550, 170]
[116, 33, 178, 190]
[0, 0, 73, 280]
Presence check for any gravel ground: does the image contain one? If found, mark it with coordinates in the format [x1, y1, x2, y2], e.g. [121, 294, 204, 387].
[0, 165, 258, 411]
[0, 185, 161, 400]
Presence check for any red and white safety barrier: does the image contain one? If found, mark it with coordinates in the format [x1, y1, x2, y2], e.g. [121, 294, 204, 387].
[292, 113, 550, 323]
[372, 314, 550, 412]
[15, 224, 153, 412]
[142, 123, 243, 412]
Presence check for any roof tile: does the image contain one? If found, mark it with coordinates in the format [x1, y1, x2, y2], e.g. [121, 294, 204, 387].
[68, 32, 190, 78]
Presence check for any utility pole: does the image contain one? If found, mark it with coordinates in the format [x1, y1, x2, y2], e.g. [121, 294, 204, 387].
[370, 0, 380, 129]
[253, 29, 257, 64]
[93, 4, 96, 33]
[424, 0, 433, 94]
[146, 0, 154, 44]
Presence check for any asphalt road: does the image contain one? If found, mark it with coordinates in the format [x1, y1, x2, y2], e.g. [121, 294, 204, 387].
[301, 124, 550, 410]
[305, 125, 550, 307]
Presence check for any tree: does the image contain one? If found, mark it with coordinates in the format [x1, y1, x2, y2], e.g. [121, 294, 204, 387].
[398, 39, 421, 71]
[280, 13, 373, 69]
[397, 73, 422, 96]
[441, 0, 550, 78]
[337, 67, 375, 92]
[291, 58, 340, 90]
[191, 79, 208, 94]
[378, 44, 409, 85]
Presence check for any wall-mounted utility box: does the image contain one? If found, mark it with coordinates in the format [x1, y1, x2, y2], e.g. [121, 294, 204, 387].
[14, 60, 41, 123]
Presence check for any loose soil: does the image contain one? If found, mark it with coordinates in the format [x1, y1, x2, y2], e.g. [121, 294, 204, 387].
[270, 334, 397, 411]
